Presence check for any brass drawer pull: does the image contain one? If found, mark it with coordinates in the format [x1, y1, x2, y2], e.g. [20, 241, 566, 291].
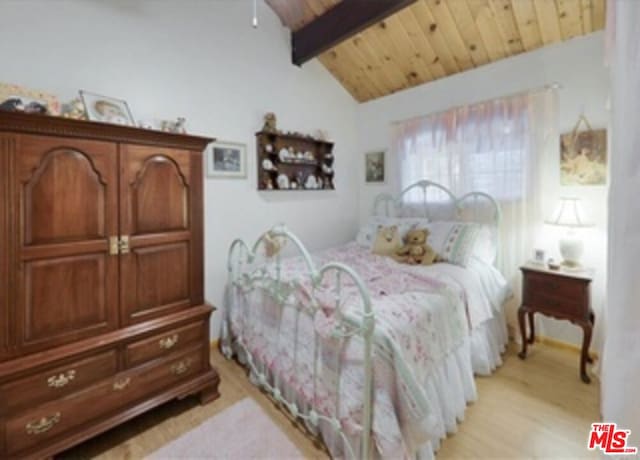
[159, 334, 179, 350]
[113, 377, 131, 391]
[26, 412, 61, 435]
[171, 358, 192, 376]
[47, 370, 76, 388]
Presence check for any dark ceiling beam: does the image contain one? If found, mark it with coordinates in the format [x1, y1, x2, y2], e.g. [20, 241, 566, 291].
[291, 0, 418, 66]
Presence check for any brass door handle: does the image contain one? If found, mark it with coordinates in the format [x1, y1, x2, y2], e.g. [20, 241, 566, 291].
[159, 334, 179, 350]
[113, 377, 131, 391]
[109, 236, 119, 255]
[109, 236, 130, 255]
[171, 359, 192, 376]
[119, 236, 130, 254]
[47, 370, 76, 388]
[26, 412, 61, 435]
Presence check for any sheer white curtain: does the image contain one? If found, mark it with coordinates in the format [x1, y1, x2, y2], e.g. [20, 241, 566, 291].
[602, 0, 640, 441]
[392, 91, 556, 288]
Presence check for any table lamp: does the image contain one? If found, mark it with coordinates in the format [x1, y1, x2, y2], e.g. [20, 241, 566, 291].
[545, 197, 593, 269]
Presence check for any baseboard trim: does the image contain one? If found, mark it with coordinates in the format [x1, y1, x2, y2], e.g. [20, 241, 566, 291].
[212, 335, 597, 359]
[535, 335, 599, 360]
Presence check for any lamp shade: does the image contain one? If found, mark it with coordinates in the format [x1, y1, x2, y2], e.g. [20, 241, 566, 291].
[546, 197, 592, 228]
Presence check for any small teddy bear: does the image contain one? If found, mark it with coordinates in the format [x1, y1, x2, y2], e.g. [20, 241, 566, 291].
[395, 228, 438, 265]
[263, 112, 277, 132]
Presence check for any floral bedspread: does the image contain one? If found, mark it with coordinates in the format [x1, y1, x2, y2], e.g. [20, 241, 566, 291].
[223, 242, 471, 458]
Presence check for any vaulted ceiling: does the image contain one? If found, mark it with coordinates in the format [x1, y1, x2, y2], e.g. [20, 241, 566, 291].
[267, 0, 606, 102]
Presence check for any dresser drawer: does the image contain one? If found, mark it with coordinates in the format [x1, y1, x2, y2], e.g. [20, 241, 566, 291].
[524, 271, 586, 302]
[125, 320, 204, 367]
[5, 346, 205, 455]
[1, 349, 118, 413]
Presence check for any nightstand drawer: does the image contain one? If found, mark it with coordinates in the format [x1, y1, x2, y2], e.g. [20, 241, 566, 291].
[524, 271, 585, 302]
[525, 291, 585, 318]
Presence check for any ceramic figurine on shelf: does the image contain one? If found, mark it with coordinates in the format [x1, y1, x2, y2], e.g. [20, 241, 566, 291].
[263, 112, 277, 133]
[262, 158, 275, 171]
[161, 117, 187, 134]
[315, 129, 329, 141]
[265, 178, 274, 190]
[60, 97, 87, 120]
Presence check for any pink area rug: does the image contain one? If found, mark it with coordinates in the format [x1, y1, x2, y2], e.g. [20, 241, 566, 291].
[148, 398, 305, 459]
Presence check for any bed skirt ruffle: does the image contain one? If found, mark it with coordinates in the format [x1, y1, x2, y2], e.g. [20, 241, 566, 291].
[470, 308, 509, 376]
[226, 311, 508, 459]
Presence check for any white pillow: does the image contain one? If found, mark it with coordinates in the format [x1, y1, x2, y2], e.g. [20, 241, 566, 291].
[355, 216, 431, 248]
[423, 222, 497, 267]
[472, 225, 498, 264]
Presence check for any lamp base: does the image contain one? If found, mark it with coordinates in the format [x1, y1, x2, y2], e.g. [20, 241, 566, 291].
[559, 236, 584, 269]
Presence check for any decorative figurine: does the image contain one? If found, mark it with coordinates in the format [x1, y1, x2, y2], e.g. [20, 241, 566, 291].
[60, 97, 87, 120]
[161, 117, 187, 134]
[263, 112, 277, 133]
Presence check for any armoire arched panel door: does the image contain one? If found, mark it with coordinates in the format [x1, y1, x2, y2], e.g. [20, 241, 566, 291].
[14, 135, 119, 353]
[119, 144, 204, 324]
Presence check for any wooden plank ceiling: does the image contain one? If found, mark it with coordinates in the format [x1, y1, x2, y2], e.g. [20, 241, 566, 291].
[267, 0, 606, 102]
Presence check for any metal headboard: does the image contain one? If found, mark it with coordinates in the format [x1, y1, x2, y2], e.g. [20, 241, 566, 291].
[372, 180, 502, 267]
[372, 180, 501, 228]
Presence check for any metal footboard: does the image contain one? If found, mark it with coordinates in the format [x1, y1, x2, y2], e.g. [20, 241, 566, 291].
[223, 225, 375, 459]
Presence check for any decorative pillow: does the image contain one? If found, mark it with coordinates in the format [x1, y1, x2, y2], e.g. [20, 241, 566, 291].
[356, 217, 431, 248]
[471, 225, 498, 264]
[439, 223, 482, 267]
[355, 217, 391, 248]
[371, 225, 402, 257]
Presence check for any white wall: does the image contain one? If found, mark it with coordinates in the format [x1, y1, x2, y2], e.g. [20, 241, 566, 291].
[0, 0, 359, 338]
[356, 33, 609, 352]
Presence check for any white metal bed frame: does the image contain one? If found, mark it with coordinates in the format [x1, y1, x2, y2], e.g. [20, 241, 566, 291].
[223, 180, 501, 459]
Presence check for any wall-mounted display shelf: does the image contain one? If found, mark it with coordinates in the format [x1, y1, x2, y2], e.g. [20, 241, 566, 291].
[256, 130, 334, 191]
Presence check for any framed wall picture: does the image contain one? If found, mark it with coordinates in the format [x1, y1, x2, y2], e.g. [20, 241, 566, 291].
[0, 82, 61, 115]
[560, 117, 607, 186]
[80, 90, 135, 126]
[206, 141, 247, 178]
[365, 150, 385, 184]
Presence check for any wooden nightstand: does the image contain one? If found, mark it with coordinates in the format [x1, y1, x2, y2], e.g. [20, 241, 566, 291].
[518, 263, 595, 383]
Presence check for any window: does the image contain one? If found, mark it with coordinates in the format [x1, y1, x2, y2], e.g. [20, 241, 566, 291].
[396, 100, 529, 203]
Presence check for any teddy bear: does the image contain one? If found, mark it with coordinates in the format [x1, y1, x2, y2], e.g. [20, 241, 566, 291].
[394, 228, 438, 265]
[263, 112, 277, 133]
[371, 225, 402, 257]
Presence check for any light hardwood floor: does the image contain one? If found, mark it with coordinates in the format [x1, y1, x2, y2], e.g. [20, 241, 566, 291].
[61, 342, 599, 459]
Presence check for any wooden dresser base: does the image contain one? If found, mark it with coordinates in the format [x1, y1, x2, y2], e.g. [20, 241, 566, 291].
[41, 371, 219, 460]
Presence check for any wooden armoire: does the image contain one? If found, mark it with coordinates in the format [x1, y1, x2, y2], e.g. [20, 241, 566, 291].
[0, 112, 220, 458]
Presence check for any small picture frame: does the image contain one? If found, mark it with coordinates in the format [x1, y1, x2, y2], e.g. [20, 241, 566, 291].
[80, 90, 135, 126]
[533, 249, 546, 264]
[365, 150, 385, 184]
[206, 141, 247, 179]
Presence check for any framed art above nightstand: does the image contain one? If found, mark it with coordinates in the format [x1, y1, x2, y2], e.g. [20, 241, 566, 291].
[518, 263, 595, 383]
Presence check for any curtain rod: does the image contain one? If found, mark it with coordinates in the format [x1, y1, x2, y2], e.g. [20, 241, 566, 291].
[390, 82, 562, 126]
